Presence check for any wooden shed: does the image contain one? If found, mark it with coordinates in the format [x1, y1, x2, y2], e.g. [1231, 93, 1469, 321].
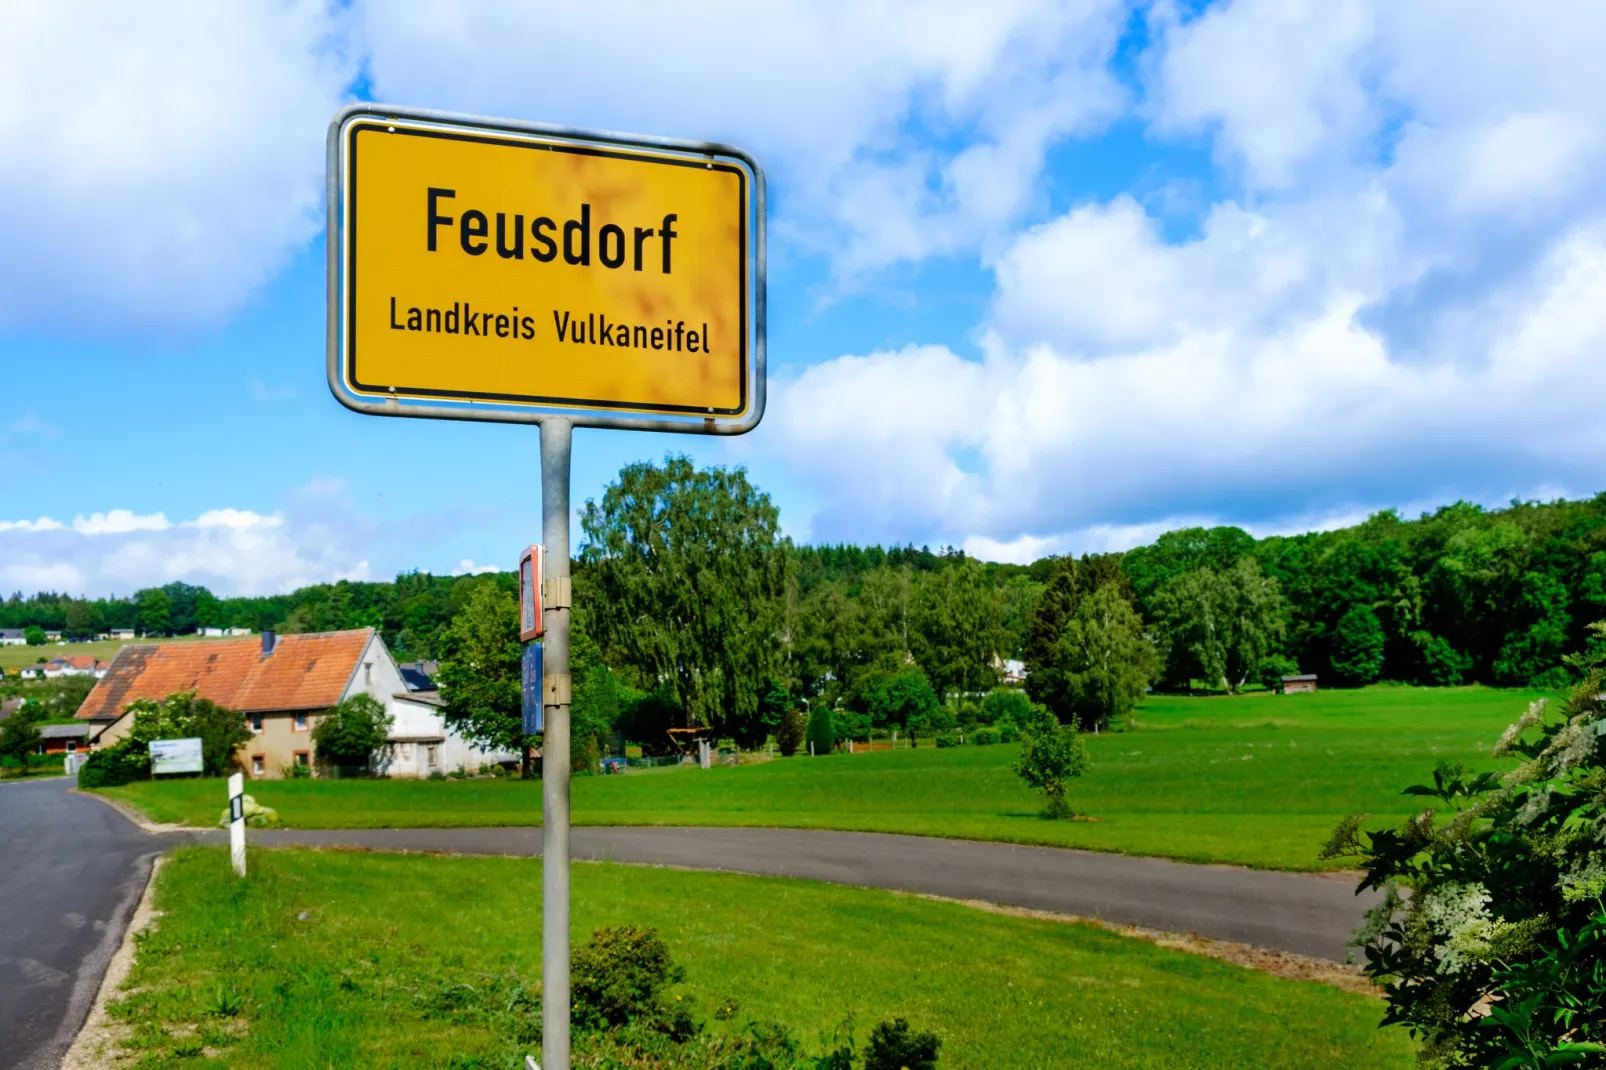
[1281, 674, 1318, 694]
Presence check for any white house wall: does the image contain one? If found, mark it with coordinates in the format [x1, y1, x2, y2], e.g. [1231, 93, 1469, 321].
[344, 633, 519, 777]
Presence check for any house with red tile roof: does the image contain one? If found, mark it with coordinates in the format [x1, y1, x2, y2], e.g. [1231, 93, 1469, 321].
[76, 628, 516, 778]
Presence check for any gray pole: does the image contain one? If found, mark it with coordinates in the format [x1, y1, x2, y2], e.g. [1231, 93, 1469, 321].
[541, 417, 573, 1070]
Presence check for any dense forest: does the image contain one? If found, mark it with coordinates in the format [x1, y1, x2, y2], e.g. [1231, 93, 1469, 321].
[8, 493, 1606, 697]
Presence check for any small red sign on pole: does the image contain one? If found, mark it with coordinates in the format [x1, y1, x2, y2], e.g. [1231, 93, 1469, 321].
[520, 545, 543, 642]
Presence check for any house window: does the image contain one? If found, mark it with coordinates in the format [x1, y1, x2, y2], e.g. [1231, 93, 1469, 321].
[293, 712, 308, 731]
[426, 744, 439, 767]
[293, 751, 309, 769]
[249, 713, 263, 733]
[364, 661, 372, 684]
[251, 754, 265, 776]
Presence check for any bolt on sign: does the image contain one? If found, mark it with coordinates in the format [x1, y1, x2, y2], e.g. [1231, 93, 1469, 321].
[327, 105, 765, 432]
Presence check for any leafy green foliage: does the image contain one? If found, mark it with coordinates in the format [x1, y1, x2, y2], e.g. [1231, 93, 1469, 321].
[311, 693, 394, 771]
[860, 669, 938, 731]
[23, 624, 44, 646]
[571, 925, 694, 1037]
[1150, 557, 1287, 693]
[865, 1017, 942, 1070]
[78, 743, 151, 788]
[1013, 719, 1090, 819]
[1330, 604, 1385, 685]
[580, 457, 792, 742]
[0, 713, 41, 762]
[437, 584, 528, 771]
[777, 706, 807, 757]
[1327, 628, 1606, 1066]
[806, 704, 834, 755]
[121, 691, 253, 777]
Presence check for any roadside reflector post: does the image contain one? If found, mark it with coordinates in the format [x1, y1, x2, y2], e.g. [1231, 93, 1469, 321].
[227, 772, 246, 877]
[541, 417, 573, 1070]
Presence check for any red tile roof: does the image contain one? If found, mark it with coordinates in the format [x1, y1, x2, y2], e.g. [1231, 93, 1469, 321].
[75, 630, 374, 721]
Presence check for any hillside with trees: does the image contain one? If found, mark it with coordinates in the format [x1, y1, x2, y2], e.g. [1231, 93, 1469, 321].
[9, 487, 1606, 732]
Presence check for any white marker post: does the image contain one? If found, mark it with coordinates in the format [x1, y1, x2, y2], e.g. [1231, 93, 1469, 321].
[227, 772, 246, 877]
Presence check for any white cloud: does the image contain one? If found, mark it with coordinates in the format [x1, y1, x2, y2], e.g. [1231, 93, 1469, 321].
[0, 482, 372, 596]
[450, 559, 500, 577]
[357, 0, 1127, 275]
[0, 0, 353, 331]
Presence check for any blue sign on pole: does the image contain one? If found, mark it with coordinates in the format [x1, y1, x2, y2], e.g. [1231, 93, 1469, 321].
[522, 642, 543, 735]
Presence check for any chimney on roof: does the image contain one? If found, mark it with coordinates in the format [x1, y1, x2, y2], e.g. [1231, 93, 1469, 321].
[261, 630, 277, 656]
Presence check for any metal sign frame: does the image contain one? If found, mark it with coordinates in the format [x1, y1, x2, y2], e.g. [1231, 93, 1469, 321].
[325, 102, 767, 435]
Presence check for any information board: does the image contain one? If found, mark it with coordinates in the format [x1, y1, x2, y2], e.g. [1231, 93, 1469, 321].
[149, 737, 204, 776]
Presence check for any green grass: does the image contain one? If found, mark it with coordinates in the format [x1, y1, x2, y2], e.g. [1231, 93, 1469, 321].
[100, 685, 1539, 870]
[104, 847, 1413, 1068]
[0, 632, 232, 671]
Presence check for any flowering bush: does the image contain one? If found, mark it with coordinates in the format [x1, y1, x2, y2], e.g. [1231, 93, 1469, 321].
[1325, 628, 1606, 1067]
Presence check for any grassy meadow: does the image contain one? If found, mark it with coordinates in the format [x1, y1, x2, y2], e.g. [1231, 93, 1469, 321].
[95, 847, 1413, 1068]
[100, 685, 1539, 870]
[0, 632, 232, 671]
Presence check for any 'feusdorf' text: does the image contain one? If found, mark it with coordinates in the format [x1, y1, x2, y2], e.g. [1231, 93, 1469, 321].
[427, 188, 679, 272]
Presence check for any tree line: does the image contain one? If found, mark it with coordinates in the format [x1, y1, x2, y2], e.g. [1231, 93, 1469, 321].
[10, 478, 1606, 744]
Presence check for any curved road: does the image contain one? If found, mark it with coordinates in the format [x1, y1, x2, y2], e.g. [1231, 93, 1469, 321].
[0, 778, 179, 1070]
[219, 824, 1377, 961]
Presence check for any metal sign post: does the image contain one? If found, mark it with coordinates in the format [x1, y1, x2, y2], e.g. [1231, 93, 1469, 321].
[540, 417, 573, 1069]
[326, 103, 766, 1070]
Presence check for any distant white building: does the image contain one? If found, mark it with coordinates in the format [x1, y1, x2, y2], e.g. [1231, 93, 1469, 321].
[0, 629, 26, 646]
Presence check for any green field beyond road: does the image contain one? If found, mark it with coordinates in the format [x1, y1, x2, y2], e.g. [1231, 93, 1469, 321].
[103, 848, 1411, 1068]
[102, 686, 1537, 870]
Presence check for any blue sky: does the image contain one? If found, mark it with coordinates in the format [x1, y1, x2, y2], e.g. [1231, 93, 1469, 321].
[5, 0, 1606, 595]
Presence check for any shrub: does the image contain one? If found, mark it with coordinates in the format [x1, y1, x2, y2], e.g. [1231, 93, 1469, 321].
[972, 726, 1001, 746]
[122, 691, 253, 777]
[907, 704, 956, 743]
[1257, 653, 1299, 692]
[865, 1018, 941, 1070]
[981, 688, 1033, 726]
[311, 693, 393, 771]
[833, 708, 871, 745]
[1014, 720, 1090, 819]
[1325, 626, 1606, 1067]
[805, 705, 834, 755]
[997, 721, 1018, 743]
[934, 733, 960, 749]
[777, 706, 807, 757]
[571, 925, 694, 1039]
[78, 742, 151, 788]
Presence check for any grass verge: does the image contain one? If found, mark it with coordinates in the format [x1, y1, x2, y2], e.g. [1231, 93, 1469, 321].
[98, 847, 1413, 1068]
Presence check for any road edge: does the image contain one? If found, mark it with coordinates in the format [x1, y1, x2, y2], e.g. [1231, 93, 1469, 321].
[59, 855, 165, 1070]
[73, 787, 202, 834]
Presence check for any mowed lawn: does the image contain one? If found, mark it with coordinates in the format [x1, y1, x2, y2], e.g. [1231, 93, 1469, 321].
[99, 847, 1414, 1068]
[100, 685, 1538, 870]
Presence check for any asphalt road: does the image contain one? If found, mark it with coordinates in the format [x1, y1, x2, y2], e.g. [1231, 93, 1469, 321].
[0, 778, 178, 1070]
[222, 824, 1378, 961]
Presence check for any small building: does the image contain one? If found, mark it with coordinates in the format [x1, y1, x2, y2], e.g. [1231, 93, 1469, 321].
[37, 722, 92, 756]
[0, 628, 26, 646]
[1281, 674, 1319, 694]
[19, 663, 47, 680]
[43, 656, 106, 679]
[44, 631, 62, 642]
[108, 628, 137, 640]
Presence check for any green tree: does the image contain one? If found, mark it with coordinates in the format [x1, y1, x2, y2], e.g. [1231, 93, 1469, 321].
[776, 705, 806, 757]
[1052, 584, 1159, 731]
[580, 457, 792, 739]
[437, 584, 531, 776]
[859, 669, 938, 732]
[1330, 604, 1385, 685]
[311, 693, 394, 772]
[1013, 719, 1090, 819]
[0, 713, 41, 765]
[1151, 558, 1287, 692]
[980, 688, 1033, 727]
[24, 625, 44, 646]
[805, 703, 834, 755]
[135, 587, 172, 636]
[909, 559, 1005, 699]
